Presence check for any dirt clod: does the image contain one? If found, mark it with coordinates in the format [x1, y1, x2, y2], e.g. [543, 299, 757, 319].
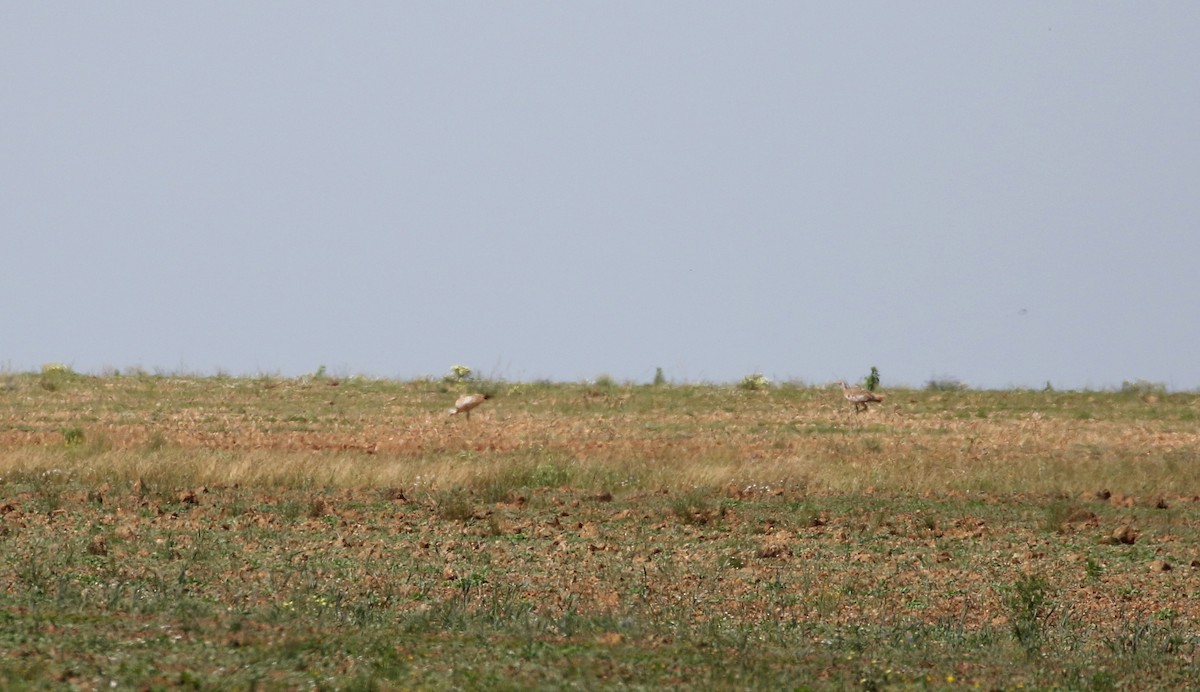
[1111, 525, 1138, 545]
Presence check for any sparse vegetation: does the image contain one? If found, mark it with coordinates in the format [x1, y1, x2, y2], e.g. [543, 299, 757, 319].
[38, 362, 77, 391]
[738, 372, 770, 391]
[865, 365, 881, 392]
[670, 487, 723, 526]
[926, 375, 967, 391]
[433, 487, 475, 521]
[591, 373, 617, 390]
[0, 373, 1199, 688]
[61, 426, 85, 447]
[444, 364, 474, 383]
[1120, 379, 1167, 398]
[1003, 571, 1055, 655]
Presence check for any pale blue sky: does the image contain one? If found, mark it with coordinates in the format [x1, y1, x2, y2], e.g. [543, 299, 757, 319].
[3, 3, 1198, 389]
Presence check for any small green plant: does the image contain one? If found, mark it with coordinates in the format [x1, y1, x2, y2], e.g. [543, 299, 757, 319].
[1003, 572, 1055, 654]
[653, 367, 666, 386]
[444, 365, 473, 383]
[62, 427, 85, 447]
[40, 363, 76, 391]
[865, 366, 880, 392]
[738, 373, 770, 391]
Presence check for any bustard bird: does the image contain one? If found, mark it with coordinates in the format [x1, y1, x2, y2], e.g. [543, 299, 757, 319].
[448, 392, 490, 421]
[835, 380, 884, 413]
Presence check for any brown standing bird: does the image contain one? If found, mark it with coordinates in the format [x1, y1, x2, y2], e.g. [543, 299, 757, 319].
[836, 380, 884, 413]
[447, 393, 490, 420]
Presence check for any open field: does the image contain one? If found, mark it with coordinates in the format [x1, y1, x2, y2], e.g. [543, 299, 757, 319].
[2, 371, 1200, 689]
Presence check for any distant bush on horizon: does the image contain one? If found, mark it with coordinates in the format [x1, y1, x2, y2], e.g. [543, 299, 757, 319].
[925, 376, 967, 392]
[1120, 379, 1167, 397]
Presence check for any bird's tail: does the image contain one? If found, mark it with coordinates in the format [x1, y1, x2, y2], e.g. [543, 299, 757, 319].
[447, 408, 459, 415]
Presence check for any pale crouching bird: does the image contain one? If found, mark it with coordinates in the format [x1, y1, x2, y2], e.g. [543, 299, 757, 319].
[836, 380, 884, 413]
[448, 393, 490, 421]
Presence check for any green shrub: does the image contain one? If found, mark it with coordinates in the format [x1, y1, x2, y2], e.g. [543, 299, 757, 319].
[1003, 572, 1055, 655]
[444, 365, 473, 383]
[62, 427, 85, 447]
[865, 366, 881, 392]
[40, 363, 77, 391]
[738, 373, 770, 391]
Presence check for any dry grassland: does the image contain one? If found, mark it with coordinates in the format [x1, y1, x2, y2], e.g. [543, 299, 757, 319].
[2, 371, 1199, 688]
[4, 373, 1197, 495]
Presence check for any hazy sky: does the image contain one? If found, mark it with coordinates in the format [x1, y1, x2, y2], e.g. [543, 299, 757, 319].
[4, 3, 1199, 390]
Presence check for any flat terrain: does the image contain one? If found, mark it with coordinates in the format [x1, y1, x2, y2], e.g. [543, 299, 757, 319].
[2, 371, 1199, 689]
